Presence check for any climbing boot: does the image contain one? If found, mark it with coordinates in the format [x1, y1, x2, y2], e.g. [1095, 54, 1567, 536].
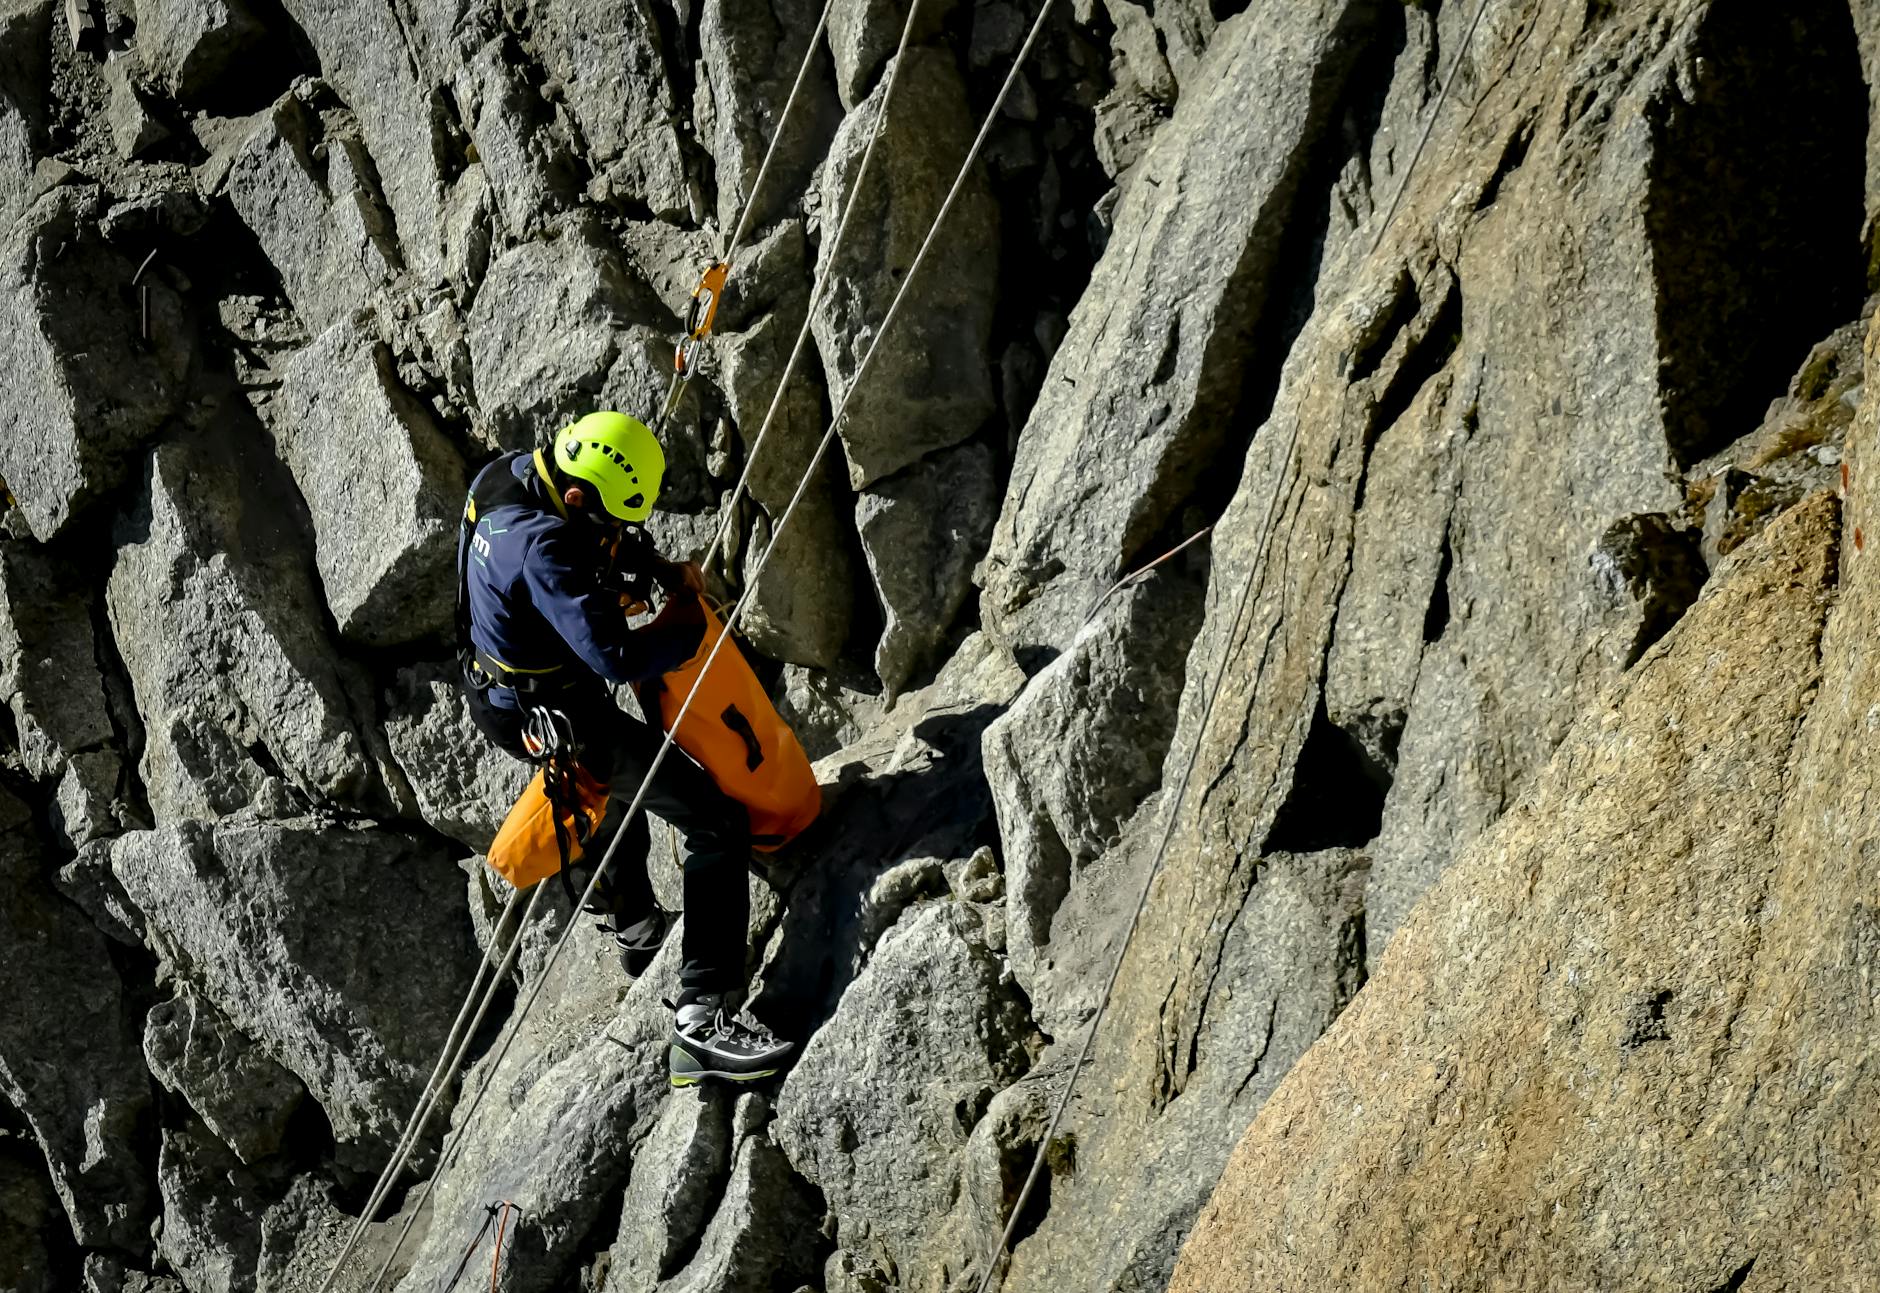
[610, 907, 671, 978]
[668, 995, 793, 1087]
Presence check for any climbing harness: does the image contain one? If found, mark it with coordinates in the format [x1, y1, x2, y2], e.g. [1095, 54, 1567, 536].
[524, 707, 600, 908]
[337, 0, 1040, 1282]
[970, 1, 1502, 1287]
[455, 456, 572, 698]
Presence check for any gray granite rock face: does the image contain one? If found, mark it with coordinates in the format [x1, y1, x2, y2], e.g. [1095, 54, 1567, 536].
[977, 0, 1383, 654]
[0, 1, 48, 232]
[981, 572, 1201, 1033]
[272, 0, 453, 281]
[112, 816, 478, 1170]
[718, 296, 855, 669]
[0, 541, 128, 844]
[466, 227, 672, 449]
[601, 1090, 734, 1293]
[107, 433, 401, 823]
[0, 0, 1869, 1289]
[143, 985, 305, 1165]
[274, 320, 465, 646]
[776, 902, 1031, 1287]
[0, 189, 191, 540]
[532, 0, 699, 219]
[811, 47, 999, 490]
[222, 93, 402, 334]
[696, 0, 840, 237]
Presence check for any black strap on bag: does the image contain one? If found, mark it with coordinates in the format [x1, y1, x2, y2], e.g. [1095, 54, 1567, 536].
[523, 706, 595, 908]
[720, 705, 765, 772]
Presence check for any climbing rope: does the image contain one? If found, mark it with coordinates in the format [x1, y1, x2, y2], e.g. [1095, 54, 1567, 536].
[970, 0, 1498, 1287]
[676, 0, 930, 595]
[1080, 526, 1213, 626]
[487, 1201, 517, 1293]
[348, 0, 1057, 1283]
[324, 9, 916, 1287]
[317, 886, 546, 1292]
[658, 0, 842, 423]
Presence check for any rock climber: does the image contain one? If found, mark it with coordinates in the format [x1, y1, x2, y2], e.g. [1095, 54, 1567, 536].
[456, 410, 793, 1084]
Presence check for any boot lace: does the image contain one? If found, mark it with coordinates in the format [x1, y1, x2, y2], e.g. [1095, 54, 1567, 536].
[706, 1008, 781, 1052]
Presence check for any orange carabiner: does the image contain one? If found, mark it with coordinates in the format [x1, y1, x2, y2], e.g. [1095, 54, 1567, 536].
[673, 260, 730, 378]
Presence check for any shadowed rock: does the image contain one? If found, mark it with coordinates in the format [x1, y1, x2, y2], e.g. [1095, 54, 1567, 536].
[112, 815, 478, 1172]
[0, 791, 152, 1251]
[143, 985, 305, 1165]
[856, 439, 1000, 700]
[0, 1130, 57, 1293]
[133, 0, 266, 105]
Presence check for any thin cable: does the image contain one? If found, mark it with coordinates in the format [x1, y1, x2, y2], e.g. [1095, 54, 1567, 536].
[972, 0, 1497, 1287]
[440, 1205, 499, 1293]
[367, 1, 1060, 1283]
[1367, 0, 1495, 261]
[317, 884, 541, 1292]
[690, 0, 926, 610]
[721, 0, 838, 265]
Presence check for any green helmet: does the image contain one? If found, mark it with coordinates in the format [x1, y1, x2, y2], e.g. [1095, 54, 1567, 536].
[552, 412, 665, 523]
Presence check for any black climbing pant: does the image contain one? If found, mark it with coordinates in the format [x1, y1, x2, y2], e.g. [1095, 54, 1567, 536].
[465, 683, 751, 1002]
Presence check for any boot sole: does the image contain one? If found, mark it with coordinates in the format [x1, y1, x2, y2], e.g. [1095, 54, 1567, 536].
[670, 1066, 783, 1088]
[668, 1043, 789, 1087]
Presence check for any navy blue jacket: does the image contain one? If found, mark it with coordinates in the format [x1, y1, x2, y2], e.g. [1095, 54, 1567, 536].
[462, 453, 703, 709]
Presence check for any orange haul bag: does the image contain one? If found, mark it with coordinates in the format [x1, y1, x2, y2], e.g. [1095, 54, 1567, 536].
[652, 604, 820, 850]
[485, 764, 609, 889]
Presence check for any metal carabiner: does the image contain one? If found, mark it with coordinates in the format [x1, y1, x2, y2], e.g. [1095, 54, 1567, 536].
[672, 260, 730, 379]
[522, 707, 575, 761]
